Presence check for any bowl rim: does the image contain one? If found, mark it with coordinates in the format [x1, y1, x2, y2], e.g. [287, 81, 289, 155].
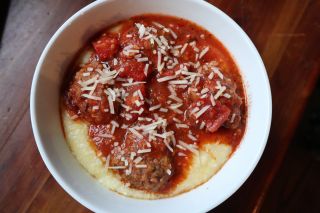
[30, 0, 272, 212]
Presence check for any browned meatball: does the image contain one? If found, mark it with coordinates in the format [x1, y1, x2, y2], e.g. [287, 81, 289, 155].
[120, 154, 172, 192]
[110, 121, 173, 192]
[64, 60, 119, 124]
[187, 62, 243, 130]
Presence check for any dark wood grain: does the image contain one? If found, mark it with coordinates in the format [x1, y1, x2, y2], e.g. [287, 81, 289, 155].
[27, 176, 89, 213]
[0, 0, 92, 212]
[0, 0, 319, 212]
[261, 144, 320, 213]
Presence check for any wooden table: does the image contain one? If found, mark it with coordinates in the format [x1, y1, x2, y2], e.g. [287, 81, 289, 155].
[0, 0, 319, 212]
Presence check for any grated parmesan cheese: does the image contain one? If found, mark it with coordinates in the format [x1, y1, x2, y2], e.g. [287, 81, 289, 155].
[199, 121, 206, 130]
[135, 164, 147, 168]
[109, 166, 127, 170]
[169, 79, 189, 85]
[137, 149, 151, 154]
[180, 43, 188, 55]
[137, 57, 149, 62]
[157, 75, 177, 82]
[149, 104, 161, 111]
[81, 94, 101, 101]
[199, 47, 209, 59]
[213, 67, 224, 79]
[129, 128, 143, 139]
[176, 123, 189, 129]
[195, 105, 211, 119]
[144, 64, 149, 76]
[230, 113, 236, 123]
[214, 86, 226, 100]
[97, 133, 113, 138]
[122, 81, 146, 87]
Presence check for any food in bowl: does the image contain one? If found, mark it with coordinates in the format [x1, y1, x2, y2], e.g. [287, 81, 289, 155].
[61, 14, 247, 199]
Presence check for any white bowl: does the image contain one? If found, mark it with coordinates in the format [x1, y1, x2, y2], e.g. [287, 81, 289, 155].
[30, 0, 272, 212]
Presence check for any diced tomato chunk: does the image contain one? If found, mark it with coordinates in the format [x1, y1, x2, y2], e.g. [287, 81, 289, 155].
[116, 56, 151, 81]
[92, 33, 119, 61]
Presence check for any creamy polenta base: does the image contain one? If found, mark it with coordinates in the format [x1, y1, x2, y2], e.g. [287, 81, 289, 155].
[63, 110, 232, 199]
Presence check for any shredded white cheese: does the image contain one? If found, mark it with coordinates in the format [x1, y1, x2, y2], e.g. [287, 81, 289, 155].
[129, 128, 143, 139]
[195, 105, 211, 119]
[199, 47, 209, 59]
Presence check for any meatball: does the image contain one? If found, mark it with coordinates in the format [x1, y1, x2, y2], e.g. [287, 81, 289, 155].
[203, 74, 242, 129]
[64, 61, 119, 124]
[120, 155, 172, 192]
[110, 121, 173, 192]
[186, 62, 243, 130]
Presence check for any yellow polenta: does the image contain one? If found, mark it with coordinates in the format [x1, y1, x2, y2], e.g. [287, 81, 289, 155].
[63, 110, 231, 199]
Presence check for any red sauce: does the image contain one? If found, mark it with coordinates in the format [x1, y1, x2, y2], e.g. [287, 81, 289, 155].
[63, 14, 247, 194]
